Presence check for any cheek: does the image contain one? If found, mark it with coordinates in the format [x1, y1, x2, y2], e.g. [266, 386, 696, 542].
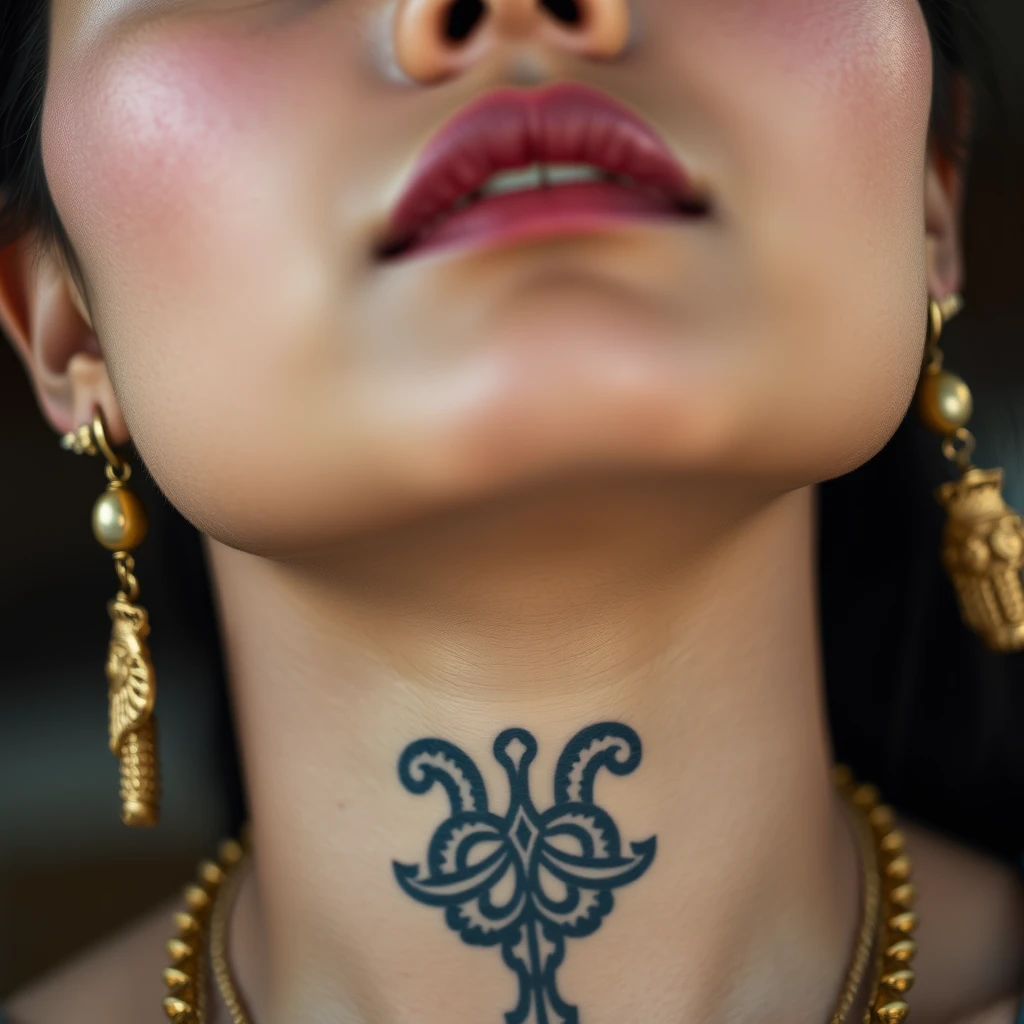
[704, 0, 935, 474]
[700, 0, 933, 225]
[40, 24, 351, 539]
[708, 0, 932, 107]
[43, 29, 281, 271]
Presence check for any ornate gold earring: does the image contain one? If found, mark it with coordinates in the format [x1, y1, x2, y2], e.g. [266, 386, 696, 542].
[915, 295, 1024, 652]
[61, 407, 161, 826]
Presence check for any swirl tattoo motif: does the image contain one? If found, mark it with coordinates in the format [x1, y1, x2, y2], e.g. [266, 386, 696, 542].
[393, 723, 656, 1024]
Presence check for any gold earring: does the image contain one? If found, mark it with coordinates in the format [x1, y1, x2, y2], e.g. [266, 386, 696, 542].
[915, 295, 1024, 653]
[61, 407, 161, 826]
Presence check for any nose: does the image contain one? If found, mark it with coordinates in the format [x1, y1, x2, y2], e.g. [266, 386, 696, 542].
[393, 0, 631, 85]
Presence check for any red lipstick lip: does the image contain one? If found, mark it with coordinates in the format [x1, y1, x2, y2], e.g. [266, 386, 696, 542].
[377, 82, 704, 260]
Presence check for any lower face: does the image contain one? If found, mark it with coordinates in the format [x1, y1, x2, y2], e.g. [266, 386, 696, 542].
[43, 0, 934, 553]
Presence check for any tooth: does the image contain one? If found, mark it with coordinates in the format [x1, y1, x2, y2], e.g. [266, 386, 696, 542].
[479, 163, 545, 198]
[476, 163, 613, 199]
[444, 163, 622, 228]
[543, 164, 608, 186]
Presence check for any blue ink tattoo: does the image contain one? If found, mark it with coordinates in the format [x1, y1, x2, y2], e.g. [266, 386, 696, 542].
[393, 723, 657, 1024]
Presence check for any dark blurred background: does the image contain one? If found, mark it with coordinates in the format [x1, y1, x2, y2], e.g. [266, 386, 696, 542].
[2, 0, 1024, 1001]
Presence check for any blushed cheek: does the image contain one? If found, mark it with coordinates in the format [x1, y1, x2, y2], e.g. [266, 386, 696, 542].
[706, 0, 932, 143]
[784, 0, 932, 147]
[42, 28, 280, 279]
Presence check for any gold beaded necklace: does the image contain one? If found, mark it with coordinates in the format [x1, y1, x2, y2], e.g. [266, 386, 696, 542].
[161, 768, 917, 1024]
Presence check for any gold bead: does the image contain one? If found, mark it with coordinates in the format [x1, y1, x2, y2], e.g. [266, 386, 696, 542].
[92, 485, 148, 551]
[162, 996, 193, 1023]
[174, 911, 199, 937]
[876, 1000, 910, 1023]
[162, 967, 192, 994]
[881, 969, 915, 995]
[184, 884, 211, 914]
[885, 938, 917, 964]
[885, 854, 912, 882]
[880, 830, 905, 855]
[869, 805, 895, 833]
[917, 370, 974, 435]
[166, 938, 194, 964]
[888, 911, 917, 935]
[199, 860, 225, 887]
[219, 839, 245, 867]
[890, 883, 916, 909]
[852, 783, 880, 809]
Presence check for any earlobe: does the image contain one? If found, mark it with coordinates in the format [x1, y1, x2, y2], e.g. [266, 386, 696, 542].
[66, 351, 129, 442]
[0, 232, 128, 444]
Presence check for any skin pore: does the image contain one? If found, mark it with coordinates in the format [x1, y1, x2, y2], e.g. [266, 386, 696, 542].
[3, 0, 1024, 1021]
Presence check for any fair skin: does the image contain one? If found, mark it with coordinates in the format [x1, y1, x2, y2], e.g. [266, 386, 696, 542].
[2, 0, 1023, 1021]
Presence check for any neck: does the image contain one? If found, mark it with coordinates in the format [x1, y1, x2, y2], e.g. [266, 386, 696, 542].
[204, 472, 861, 1024]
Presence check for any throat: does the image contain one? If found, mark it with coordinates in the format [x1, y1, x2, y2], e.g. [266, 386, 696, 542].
[200, 480, 858, 1022]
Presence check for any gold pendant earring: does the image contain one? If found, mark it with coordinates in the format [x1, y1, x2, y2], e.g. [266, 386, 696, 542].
[916, 295, 1024, 653]
[61, 407, 161, 825]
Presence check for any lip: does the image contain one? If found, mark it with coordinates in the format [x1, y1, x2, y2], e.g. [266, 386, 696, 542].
[376, 82, 705, 261]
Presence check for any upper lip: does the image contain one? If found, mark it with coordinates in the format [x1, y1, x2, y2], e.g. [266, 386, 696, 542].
[378, 82, 701, 256]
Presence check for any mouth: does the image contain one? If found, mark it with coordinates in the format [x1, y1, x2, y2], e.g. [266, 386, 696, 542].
[374, 83, 711, 263]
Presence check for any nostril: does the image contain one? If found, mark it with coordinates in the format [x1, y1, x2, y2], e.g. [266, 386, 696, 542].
[393, 0, 629, 85]
[444, 0, 586, 44]
[445, 0, 487, 42]
[541, 0, 584, 26]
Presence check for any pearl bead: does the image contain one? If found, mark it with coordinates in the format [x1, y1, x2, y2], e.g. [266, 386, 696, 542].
[92, 486, 149, 551]
[917, 370, 973, 434]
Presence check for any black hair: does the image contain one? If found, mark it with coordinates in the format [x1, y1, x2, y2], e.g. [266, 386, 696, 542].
[2, 1, 1021, 863]
[0, 3, 72, 277]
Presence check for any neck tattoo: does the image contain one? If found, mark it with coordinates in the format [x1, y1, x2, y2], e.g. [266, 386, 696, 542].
[394, 723, 656, 1024]
[162, 724, 916, 1024]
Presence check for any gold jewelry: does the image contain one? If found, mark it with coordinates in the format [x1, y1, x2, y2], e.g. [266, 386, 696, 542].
[162, 838, 248, 1024]
[833, 767, 919, 1024]
[829, 773, 883, 1023]
[161, 770, 914, 1024]
[61, 407, 161, 826]
[210, 839, 254, 1024]
[915, 294, 1024, 653]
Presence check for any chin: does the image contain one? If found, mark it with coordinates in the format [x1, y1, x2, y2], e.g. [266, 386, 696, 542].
[385, 358, 745, 520]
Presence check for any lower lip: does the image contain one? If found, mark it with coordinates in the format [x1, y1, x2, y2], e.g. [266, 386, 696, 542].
[381, 182, 690, 261]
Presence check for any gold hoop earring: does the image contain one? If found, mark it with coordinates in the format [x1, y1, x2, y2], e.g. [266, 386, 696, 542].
[61, 408, 161, 826]
[915, 295, 1024, 653]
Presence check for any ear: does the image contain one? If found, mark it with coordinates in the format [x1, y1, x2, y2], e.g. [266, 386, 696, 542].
[924, 81, 971, 300]
[0, 229, 129, 444]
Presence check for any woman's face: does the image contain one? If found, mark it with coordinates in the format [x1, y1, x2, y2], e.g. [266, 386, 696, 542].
[41, 0, 947, 553]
